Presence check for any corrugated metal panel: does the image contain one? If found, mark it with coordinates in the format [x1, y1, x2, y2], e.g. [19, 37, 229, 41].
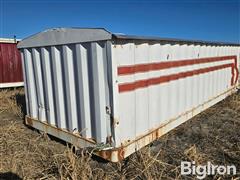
[18, 28, 240, 162]
[20, 41, 112, 143]
[0, 41, 23, 87]
[113, 41, 239, 147]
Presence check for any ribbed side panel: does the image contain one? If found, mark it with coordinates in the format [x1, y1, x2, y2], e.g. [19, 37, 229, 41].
[90, 43, 108, 142]
[62, 45, 78, 131]
[75, 44, 92, 137]
[114, 42, 240, 147]
[51, 46, 67, 129]
[23, 49, 38, 118]
[20, 52, 29, 115]
[21, 41, 111, 143]
[32, 48, 46, 122]
[41, 48, 56, 125]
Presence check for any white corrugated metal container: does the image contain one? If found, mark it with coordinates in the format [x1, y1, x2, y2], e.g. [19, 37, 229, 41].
[18, 28, 240, 162]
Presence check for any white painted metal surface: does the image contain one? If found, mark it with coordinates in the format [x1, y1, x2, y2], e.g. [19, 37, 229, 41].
[113, 42, 239, 147]
[18, 28, 240, 162]
[0, 38, 21, 43]
[0, 82, 24, 88]
[19, 40, 112, 143]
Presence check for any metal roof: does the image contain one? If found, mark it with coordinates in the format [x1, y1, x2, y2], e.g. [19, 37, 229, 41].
[17, 28, 240, 48]
[17, 28, 112, 48]
[113, 34, 240, 46]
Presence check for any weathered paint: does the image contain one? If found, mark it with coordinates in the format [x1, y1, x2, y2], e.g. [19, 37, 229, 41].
[113, 42, 240, 148]
[25, 116, 96, 147]
[19, 41, 112, 144]
[0, 39, 23, 88]
[25, 86, 236, 162]
[18, 28, 240, 162]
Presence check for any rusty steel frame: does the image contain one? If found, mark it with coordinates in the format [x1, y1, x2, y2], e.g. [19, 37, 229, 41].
[25, 86, 237, 162]
[25, 117, 96, 148]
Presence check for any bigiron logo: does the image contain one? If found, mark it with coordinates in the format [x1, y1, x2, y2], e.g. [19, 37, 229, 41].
[181, 161, 237, 179]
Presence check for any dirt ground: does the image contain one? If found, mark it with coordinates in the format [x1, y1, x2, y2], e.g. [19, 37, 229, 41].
[0, 88, 240, 180]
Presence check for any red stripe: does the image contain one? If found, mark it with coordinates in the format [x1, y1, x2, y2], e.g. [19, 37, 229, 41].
[119, 63, 233, 93]
[234, 56, 239, 84]
[118, 55, 237, 76]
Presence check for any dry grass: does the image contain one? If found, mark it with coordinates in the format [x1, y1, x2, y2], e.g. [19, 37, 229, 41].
[0, 88, 240, 179]
[0, 88, 24, 119]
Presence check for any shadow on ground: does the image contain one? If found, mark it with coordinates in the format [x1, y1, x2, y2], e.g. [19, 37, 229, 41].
[15, 93, 26, 118]
[0, 172, 22, 180]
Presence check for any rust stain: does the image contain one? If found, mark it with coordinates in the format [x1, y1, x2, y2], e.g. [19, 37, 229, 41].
[25, 116, 33, 126]
[153, 130, 159, 140]
[155, 130, 159, 138]
[95, 147, 125, 162]
[117, 147, 125, 161]
[26, 116, 96, 144]
[24, 87, 236, 162]
[97, 150, 111, 160]
[112, 118, 120, 128]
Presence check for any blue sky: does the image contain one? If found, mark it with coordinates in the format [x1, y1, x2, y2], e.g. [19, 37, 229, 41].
[0, 0, 239, 43]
